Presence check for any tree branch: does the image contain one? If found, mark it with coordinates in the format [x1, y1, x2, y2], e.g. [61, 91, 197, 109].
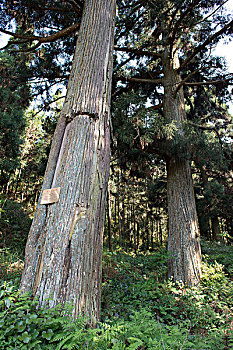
[114, 46, 162, 58]
[191, 0, 230, 27]
[0, 22, 80, 45]
[116, 76, 163, 85]
[147, 103, 163, 111]
[184, 76, 233, 86]
[170, 0, 203, 47]
[174, 66, 207, 95]
[65, 0, 83, 13]
[11, 42, 42, 53]
[32, 96, 66, 118]
[178, 19, 233, 72]
[26, 0, 83, 14]
[0, 39, 29, 51]
[115, 56, 135, 70]
[189, 121, 223, 148]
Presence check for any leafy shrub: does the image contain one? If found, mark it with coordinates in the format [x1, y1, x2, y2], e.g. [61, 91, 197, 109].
[102, 250, 168, 320]
[1, 248, 233, 349]
[0, 281, 95, 349]
[98, 310, 229, 350]
[1, 281, 231, 350]
[202, 242, 233, 276]
[102, 250, 233, 348]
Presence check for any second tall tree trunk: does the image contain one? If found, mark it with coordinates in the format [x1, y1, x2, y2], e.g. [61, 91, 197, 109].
[162, 48, 202, 286]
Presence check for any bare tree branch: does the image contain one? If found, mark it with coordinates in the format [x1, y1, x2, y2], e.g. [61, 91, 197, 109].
[116, 56, 135, 70]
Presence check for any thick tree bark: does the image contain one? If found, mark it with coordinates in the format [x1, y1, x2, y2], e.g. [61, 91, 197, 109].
[20, 0, 116, 324]
[162, 49, 202, 285]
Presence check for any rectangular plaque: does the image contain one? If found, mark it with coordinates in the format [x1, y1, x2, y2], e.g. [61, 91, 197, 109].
[41, 187, 61, 205]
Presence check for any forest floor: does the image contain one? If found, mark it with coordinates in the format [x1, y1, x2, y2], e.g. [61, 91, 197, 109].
[0, 242, 233, 349]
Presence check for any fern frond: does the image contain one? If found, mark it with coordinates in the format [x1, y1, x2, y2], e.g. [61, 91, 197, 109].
[55, 334, 74, 350]
[52, 332, 69, 342]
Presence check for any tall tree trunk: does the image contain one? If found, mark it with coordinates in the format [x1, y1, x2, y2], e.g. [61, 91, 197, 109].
[20, 0, 116, 324]
[137, 221, 140, 250]
[162, 48, 202, 285]
[211, 216, 221, 242]
[14, 167, 21, 198]
[151, 218, 154, 250]
[117, 170, 121, 239]
[132, 196, 137, 253]
[159, 214, 163, 246]
[107, 186, 112, 251]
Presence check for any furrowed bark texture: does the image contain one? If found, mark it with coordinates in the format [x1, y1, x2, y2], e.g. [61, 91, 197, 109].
[162, 49, 202, 286]
[20, 0, 116, 324]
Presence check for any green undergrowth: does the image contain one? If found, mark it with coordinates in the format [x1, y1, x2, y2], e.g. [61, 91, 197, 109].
[202, 241, 233, 276]
[101, 248, 233, 348]
[0, 244, 233, 349]
[0, 247, 24, 283]
[0, 198, 32, 254]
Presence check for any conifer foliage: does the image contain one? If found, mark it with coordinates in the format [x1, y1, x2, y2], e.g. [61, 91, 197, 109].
[0, 0, 232, 325]
[113, 0, 233, 284]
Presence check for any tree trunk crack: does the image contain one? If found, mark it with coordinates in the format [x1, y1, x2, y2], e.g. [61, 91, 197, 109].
[66, 111, 99, 123]
[61, 240, 72, 297]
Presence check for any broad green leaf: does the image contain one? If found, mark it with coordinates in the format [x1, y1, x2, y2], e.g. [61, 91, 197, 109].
[4, 297, 11, 308]
[42, 328, 53, 340]
[21, 331, 31, 344]
[17, 320, 26, 332]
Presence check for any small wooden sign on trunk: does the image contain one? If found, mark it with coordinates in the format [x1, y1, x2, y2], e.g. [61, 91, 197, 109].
[41, 187, 61, 205]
